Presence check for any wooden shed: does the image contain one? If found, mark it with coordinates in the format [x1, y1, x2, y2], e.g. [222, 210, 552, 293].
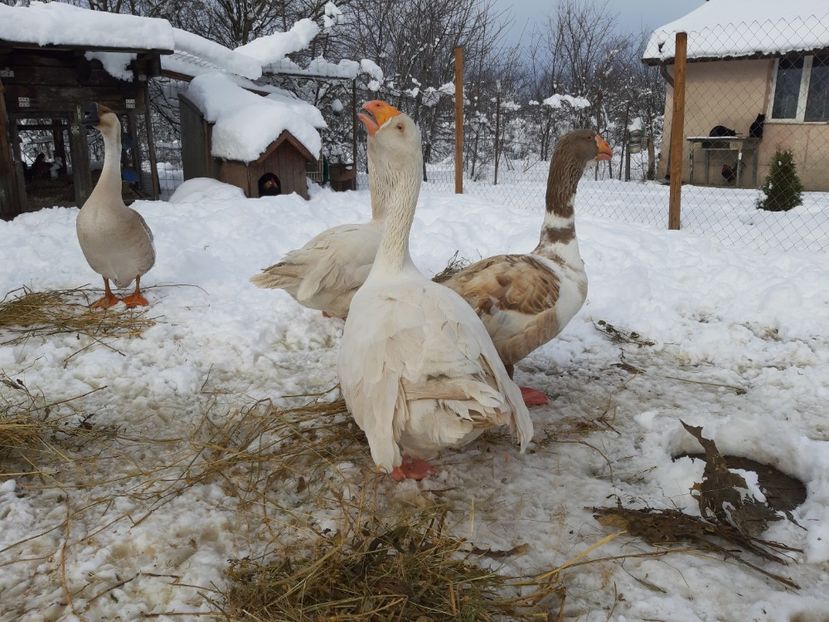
[179, 91, 317, 199]
[0, 4, 173, 220]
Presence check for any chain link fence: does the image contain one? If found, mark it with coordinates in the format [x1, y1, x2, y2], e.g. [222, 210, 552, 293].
[423, 17, 829, 253]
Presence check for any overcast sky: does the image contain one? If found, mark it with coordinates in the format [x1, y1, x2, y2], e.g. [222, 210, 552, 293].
[493, 0, 705, 47]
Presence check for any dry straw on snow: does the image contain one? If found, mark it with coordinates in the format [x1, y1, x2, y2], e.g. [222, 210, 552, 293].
[0, 285, 155, 348]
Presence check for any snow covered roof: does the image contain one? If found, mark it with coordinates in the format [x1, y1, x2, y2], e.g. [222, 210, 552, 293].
[186, 72, 326, 163]
[163, 29, 262, 80]
[0, 2, 174, 52]
[642, 0, 829, 64]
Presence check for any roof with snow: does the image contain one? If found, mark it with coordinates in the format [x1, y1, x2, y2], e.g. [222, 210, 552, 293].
[185, 72, 326, 163]
[0, 2, 174, 53]
[642, 0, 829, 65]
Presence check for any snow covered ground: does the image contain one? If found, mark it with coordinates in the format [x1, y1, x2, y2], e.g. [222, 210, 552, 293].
[1, 178, 829, 621]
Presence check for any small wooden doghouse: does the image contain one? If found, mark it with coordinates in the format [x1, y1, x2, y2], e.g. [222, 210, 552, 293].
[179, 91, 317, 200]
[0, 5, 173, 219]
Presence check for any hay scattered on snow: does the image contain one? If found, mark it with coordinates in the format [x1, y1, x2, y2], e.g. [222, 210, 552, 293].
[219, 502, 567, 621]
[0, 285, 155, 347]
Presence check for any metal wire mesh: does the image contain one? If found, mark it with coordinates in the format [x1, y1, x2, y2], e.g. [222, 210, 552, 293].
[422, 18, 829, 253]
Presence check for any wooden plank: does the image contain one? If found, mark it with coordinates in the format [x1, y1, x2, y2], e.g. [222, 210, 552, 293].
[0, 79, 23, 219]
[668, 32, 687, 231]
[142, 86, 159, 198]
[5, 84, 145, 113]
[351, 79, 357, 169]
[454, 46, 463, 194]
[0, 41, 173, 55]
[179, 92, 210, 181]
[69, 103, 92, 206]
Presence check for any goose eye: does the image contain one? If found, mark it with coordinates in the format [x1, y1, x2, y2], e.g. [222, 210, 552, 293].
[396, 123, 404, 131]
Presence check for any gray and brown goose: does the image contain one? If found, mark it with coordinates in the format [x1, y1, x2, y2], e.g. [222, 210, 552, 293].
[76, 103, 155, 308]
[440, 129, 612, 405]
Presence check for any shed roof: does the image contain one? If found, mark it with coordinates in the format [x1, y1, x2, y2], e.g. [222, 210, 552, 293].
[0, 2, 174, 54]
[642, 0, 829, 65]
[186, 72, 326, 163]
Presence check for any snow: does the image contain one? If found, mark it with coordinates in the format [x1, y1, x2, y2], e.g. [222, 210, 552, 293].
[168, 28, 262, 80]
[235, 18, 320, 66]
[84, 51, 136, 82]
[543, 94, 591, 110]
[643, 0, 829, 62]
[0, 2, 174, 51]
[323, 1, 343, 30]
[2, 176, 829, 619]
[359, 58, 384, 82]
[186, 72, 326, 161]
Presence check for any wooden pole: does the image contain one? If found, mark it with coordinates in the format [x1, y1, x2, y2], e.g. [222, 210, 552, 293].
[0, 80, 23, 220]
[493, 82, 501, 186]
[454, 46, 463, 194]
[351, 79, 357, 173]
[668, 32, 687, 230]
[142, 86, 160, 199]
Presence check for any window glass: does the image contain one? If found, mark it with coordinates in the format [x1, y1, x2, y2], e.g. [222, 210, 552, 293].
[805, 53, 829, 122]
[771, 56, 804, 119]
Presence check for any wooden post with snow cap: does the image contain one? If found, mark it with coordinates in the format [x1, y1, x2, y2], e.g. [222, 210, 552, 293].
[668, 32, 687, 230]
[454, 46, 463, 194]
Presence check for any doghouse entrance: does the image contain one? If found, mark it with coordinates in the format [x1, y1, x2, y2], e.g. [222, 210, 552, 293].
[258, 173, 281, 196]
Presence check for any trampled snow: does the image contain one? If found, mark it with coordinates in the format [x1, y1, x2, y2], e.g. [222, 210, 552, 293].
[1, 178, 829, 620]
[643, 0, 829, 62]
[186, 73, 326, 161]
[0, 2, 174, 51]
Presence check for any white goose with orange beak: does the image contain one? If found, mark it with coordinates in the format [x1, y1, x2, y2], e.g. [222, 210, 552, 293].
[440, 129, 613, 406]
[250, 101, 399, 319]
[338, 101, 532, 481]
[76, 102, 155, 308]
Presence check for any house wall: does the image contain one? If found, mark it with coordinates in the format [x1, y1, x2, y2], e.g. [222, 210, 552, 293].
[658, 57, 829, 191]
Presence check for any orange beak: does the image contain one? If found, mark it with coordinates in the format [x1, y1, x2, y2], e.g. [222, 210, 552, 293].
[358, 100, 401, 136]
[595, 134, 613, 161]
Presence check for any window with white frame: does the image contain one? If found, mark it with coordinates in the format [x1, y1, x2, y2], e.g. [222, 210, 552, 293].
[770, 53, 829, 122]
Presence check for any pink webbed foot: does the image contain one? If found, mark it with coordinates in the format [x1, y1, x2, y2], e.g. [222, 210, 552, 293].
[390, 456, 434, 481]
[520, 386, 549, 406]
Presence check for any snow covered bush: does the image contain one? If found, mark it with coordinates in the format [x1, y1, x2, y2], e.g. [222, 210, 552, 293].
[757, 149, 803, 212]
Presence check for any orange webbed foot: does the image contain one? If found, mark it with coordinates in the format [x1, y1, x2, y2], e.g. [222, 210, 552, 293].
[391, 456, 434, 481]
[90, 294, 121, 309]
[520, 386, 549, 406]
[122, 293, 149, 308]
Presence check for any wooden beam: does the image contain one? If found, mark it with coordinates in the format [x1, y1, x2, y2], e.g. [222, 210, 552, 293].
[668, 32, 687, 231]
[351, 79, 357, 170]
[0, 79, 23, 219]
[69, 103, 92, 206]
[0, 41, 172, 55]
[454, 46, 463, 194]
[143, 85, 160, 199]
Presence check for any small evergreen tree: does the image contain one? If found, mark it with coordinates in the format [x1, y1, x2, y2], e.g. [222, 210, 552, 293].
[757, 149, 803, 212]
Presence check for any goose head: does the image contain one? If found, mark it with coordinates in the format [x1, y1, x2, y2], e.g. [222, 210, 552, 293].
[82, 102, 120, 136]
[359, 100, 422, 175]
[555, 129, 613, 165]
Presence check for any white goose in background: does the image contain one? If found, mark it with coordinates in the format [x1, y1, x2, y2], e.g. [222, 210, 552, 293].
[250, 101, 398, 319]
[440, 130, 613, 406]
[338, 101, 533, 481]
[76, 103, 155, 308]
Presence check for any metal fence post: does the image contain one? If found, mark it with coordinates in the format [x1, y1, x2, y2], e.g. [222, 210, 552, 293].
[668, 32, 687, 230]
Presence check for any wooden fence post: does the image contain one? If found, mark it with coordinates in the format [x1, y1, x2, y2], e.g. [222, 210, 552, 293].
[454, 46, 463, 194]
[493, 81, 501, 186]
[668, 32, 687, 230]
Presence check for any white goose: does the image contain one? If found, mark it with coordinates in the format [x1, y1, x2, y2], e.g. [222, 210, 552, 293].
[76, 103, 155, 308]
[441, 129, 612, 405]
[250, 101, 398, 319]
[338, 101, 533, 480]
